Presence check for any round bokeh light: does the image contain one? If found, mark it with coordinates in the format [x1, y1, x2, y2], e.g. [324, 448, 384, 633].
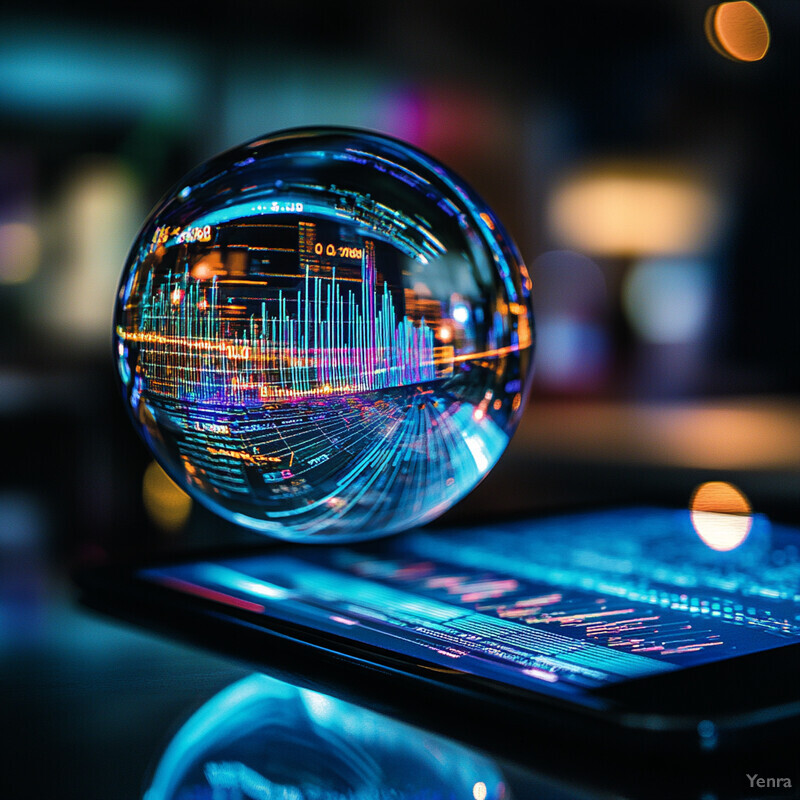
[114, 127, 534, 541]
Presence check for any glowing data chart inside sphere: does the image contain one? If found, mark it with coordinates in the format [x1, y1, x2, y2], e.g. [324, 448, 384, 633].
[115, 127, 534, 541]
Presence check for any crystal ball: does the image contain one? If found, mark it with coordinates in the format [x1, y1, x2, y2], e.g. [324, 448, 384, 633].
[114, 127, 534, 541]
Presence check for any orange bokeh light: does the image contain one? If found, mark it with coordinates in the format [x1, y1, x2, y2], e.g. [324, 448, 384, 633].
[689, 481, 752, 552]
[690, 480, 751, 515]
[705, 2, 770, 63]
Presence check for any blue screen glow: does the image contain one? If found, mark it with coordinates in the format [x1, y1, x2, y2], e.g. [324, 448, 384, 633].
[140, 508, 800, 697]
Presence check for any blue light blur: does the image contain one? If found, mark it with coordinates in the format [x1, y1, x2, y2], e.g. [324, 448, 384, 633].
[0, 26, 199, 118]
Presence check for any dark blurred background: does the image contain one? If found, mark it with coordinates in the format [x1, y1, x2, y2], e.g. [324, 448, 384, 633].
[1, 2, 799, 797]
[2, 0, 799, 560]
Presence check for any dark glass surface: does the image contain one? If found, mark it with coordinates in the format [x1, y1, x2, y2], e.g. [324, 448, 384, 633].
[3, 580, 798, 800]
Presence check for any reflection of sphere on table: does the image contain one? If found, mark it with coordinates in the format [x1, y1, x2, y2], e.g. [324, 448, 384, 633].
[144, 674, 508, 800]
[115, 128, 534, 541]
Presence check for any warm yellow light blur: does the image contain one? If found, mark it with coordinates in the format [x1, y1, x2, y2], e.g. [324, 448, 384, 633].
[518, 399, 800, 471]
[0, 222, 40, 284]
[706, 2, 770, 62]
[142, 460, 192, 532]
[44, 158, 143, 343]
[549, 164, 721, 257]
[690, 481, 752, 551]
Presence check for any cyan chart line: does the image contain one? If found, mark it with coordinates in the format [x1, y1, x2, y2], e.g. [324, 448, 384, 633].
[124, 241, 452, 404]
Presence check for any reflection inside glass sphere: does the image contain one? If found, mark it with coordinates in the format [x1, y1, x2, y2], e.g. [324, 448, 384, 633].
[115, 128, 534, 541]
[144, 673, 508, 800]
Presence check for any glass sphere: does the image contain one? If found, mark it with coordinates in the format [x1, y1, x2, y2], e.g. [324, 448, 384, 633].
[115, 127, 534, 541]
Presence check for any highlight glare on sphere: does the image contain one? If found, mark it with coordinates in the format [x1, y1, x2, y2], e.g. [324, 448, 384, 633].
[114, 128, 534, 542]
